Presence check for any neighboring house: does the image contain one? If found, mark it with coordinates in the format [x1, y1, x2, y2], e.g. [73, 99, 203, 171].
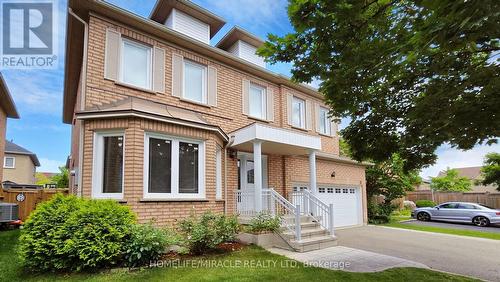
[414, 179, 431, 191]
[63, 0, 368, 239]
[3, 141, 40, 185]
[0, 73, 20, 183]
[436, 167, 497, 193]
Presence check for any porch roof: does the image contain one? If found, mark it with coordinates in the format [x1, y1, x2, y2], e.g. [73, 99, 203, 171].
[229, 123, 321, 155]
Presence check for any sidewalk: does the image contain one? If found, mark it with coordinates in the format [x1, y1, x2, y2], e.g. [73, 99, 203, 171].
[268, 246, 428, 272]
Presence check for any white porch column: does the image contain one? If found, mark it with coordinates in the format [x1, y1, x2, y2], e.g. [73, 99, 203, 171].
[253, 140, 263, 212]
[309, 150, 317, 194]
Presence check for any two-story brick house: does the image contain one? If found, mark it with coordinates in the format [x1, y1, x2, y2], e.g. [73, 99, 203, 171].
[63, 0, 368, 245]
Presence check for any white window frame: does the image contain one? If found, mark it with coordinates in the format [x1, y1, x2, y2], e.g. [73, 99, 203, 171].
[292, 96, 306, 128]
[143, 132, 205, 200]
[3, 156, 15, 168]
[92, 131, 125, 200]
[119, 38, 153, 90]
[215, 146, 222, 200]
[319, 106, 331, 135]
[248, 83, 267, 120]
[182, 59, 208, 104]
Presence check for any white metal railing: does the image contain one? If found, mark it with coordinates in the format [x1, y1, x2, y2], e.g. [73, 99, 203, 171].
[291, 189, 334, 236]
[235, 188, 302, 241]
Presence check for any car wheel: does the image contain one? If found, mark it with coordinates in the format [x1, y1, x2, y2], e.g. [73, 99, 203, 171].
[417, 212, 430, 221]
[472, 216, 490, 227]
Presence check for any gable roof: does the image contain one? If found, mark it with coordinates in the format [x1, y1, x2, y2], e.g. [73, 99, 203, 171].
[63, 0, 322, 124]
[149, 0, 226, 38]
[215, 26, 265, 50]
[437, 166, 482, 180]
[0, 73, 19, 118]
[5, 141, 40, 166]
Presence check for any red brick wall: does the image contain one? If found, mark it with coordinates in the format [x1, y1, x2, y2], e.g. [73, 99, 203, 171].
[69, 14, 366, 225]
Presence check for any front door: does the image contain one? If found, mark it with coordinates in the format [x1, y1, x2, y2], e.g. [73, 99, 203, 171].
[238, 153, 268, 192]
[237, 153, 268, 213]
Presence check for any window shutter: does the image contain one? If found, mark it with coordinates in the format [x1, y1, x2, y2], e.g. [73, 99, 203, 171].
[331, 119, 338, 136]
[152, 47, 165, 93]
[266, 87, 274, 122]
[306, 100, 313, 130]
[172, 53, 183, 98]
[286, 93, 293, 125]
[242, 79, 250, 115]
[104, 29, 121, 81]
[208, 66, 217, 107]
[315, 103, 320, 133]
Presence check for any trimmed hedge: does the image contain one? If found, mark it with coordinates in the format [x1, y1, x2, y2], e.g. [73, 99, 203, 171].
[18, 194, 136, 271]
[415, 200, 437, 208]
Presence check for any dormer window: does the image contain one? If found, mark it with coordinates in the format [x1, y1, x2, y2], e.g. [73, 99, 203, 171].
[216, 27, 266, 68]
[150, 0, 226, 44]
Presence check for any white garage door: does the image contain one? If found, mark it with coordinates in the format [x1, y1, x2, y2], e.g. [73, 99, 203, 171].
[317, 186, 362, 227]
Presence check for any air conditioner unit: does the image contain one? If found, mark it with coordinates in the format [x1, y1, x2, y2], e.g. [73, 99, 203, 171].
[0, 203, 19, 222]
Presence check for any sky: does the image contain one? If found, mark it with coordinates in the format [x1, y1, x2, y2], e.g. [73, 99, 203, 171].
[1, 0, 498, 178]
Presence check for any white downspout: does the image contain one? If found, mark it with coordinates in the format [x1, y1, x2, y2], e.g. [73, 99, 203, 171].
[68, 8, 88, 197]
[223, 137, 234, 214]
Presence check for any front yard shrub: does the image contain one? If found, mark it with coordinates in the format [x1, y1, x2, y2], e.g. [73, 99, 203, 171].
[18, 194, 136, 272]
[415, 200, 437, 208]
[124, 223, 181, 268]
[367, 200, 393, 224]
[246, 212, 281, 234]
[179, 211, 239, 255]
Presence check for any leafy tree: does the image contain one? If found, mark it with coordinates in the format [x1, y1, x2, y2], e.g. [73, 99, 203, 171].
[51, 166, 69, 188]
[479, 152, 500, 191]
[366, 154, 421, 222]
[430, 168, 472, 192]
[35, 172, 52, 186]
[258, 0, 500, 171]
[339, 137, 352, 157]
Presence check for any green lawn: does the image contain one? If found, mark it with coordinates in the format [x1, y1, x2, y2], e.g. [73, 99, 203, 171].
[0, 229, 478, 282]
[382, 210, 500, 241]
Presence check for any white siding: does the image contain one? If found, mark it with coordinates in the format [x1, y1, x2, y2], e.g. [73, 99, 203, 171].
[230, 40, 265, 68]
[227, 41, 240, 57]
[165, 9, 210, 44]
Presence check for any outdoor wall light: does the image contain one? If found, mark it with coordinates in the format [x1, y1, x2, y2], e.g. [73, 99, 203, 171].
[331, 171, 336, 178]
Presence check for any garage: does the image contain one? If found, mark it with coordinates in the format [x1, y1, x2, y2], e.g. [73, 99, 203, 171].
[317, 186, 363, 227]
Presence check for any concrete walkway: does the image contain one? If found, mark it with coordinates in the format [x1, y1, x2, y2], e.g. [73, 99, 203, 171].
[268, 246, 428, 272]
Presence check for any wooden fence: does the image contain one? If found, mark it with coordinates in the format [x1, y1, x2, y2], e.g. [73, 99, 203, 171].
[406, 190, 500, 209]
[0, 188, 69, 221]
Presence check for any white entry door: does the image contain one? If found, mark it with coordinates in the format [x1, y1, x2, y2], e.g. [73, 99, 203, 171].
[238, 153, 268, 191]
[317, 186, 362, 227]
[237, 153, 268, 213]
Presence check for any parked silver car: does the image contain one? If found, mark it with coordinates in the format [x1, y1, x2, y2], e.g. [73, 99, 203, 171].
[411, 202, 500, 227]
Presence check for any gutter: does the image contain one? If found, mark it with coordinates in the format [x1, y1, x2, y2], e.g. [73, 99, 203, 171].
[68, 8, 89, 197]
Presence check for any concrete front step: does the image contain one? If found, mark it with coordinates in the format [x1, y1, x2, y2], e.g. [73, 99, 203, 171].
[282, 214, 315, 224]
[283, 227, 329, 239]
[281, 221, 320, 232]
[289, 235, 338, 252]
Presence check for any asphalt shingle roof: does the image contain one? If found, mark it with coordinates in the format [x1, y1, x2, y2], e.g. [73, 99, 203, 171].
[4, 141, 40, 166]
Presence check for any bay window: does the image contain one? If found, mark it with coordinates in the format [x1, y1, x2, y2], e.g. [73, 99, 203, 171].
[144, 133, 205, 199]
[92, 132, 124, 199]
[183, 60, 207, 104]
[292, 96, 306, 128]
[120, 38, 152, 89]
[249, 83, 266, 119]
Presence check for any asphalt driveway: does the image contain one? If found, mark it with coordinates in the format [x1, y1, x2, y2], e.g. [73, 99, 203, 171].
[336, 225, 500, 281]
[401, 219, 500, 233]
